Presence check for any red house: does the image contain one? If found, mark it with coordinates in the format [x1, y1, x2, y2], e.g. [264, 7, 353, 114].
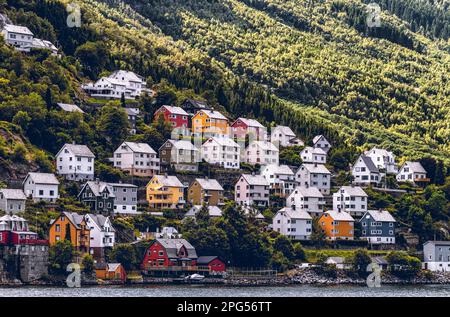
[197, 256, 226, 272]
[153, 105, 189, 130]
[141, 238, 198, 270]
[231, 118, 266, 142]
[0, 215, 47, 246]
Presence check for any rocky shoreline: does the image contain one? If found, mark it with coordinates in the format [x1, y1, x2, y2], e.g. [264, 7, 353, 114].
[1, 269, 450, 287]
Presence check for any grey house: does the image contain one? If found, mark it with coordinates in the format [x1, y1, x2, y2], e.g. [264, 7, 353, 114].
[360, 210, 396, 244]
[423, 241, 450, 272]
[110, 182, 138, 215]
[78, 180, 115, 215]
[0, 189, 26, 214]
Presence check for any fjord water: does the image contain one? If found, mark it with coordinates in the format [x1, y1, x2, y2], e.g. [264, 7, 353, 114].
[1, 285, 450, 297]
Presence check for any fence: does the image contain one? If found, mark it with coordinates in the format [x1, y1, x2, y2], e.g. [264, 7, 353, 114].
[227, 267, 278, 279]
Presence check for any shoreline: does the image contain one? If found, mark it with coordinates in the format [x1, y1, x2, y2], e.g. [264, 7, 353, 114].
[2, 269, 450, 288]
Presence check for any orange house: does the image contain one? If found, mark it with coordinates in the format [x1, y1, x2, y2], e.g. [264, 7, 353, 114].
[95, 263, 127, 282]
[319, 210, 355, 240]
[192, 110, 229, 137]
[49, 212, 90, 253]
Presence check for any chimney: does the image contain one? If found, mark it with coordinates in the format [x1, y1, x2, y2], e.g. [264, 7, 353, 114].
[314, 162, 318, 168]
[205, 176, 209, 181]
[252, 172, 256, 176]
[95, 178, 100, 184]
[72, 141, 76, 145]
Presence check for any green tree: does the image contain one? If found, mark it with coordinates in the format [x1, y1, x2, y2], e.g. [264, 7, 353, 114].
[110, 244, 137, 271]
[49, 240, 74, 274]
[97, 104, 129, 148]
[351, 249, 372, 276]
[273, 235, 295, 261]
[82, 254, 95, 274]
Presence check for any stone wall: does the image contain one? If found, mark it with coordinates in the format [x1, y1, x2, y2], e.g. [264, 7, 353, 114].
[0, 245, 49, 283]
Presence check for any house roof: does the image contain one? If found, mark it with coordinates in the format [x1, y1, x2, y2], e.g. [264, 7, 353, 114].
[60, 143, 95, 158]
[194, 178, 224, 191]
[109, 182, 138, 189]
[248, 141, 278, 152]
[358, 155, 379, 173]
[119, 142, 156, 154]
[0, 189, 26, 200]
[300, 163, 331, 174]
[204, 137, 239, 148]
[261, 164, 294, 176]
[372, 257, 388, 265]
[162, 140, 198, 151]
[313, 135, 328, 145]
[185, 205, 223, 218]
[83, 181, 115, 198]
[159, 105, 188, 116]
[56, 103, 84, 113]
[365, 147, 394, 158]
[291, 186, 324, 198]
[32, 38, 57, 51]
[87, 214, 115, 232]
[153, 175, 184, 188]
[25, 172, 59, 185]
[196, 109, 227, 120]
[241, 205, 266, 219]
[125, 108, 139, 116]
[324, 210, 355, 222]
[0, 215, 27, 222]
[234, 118, 265, 128]
[107, 263, 122, 272]
[401, 161, 427, 174]
[364, 210, 396, 223]
[240, 174, 269, 186]
[61, 212, 85, 229]
[272, 126, 295, 137]
[3, 24, 33, 35]
[301, 146, 326, 156]
[423, 241, 450, 246]
[197, 256, 219, 265]
[326, 257, 345, 264]
[154, 238, 198, 259]
[183, 99, 210, 110]
[338, 186, 368, 197]
[109, 70, 144, 83]
[277, 207, 312, 220]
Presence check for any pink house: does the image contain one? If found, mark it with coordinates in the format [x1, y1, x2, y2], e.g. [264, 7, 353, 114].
[231, 118, 266, 142]
[235, 174, 270, 208]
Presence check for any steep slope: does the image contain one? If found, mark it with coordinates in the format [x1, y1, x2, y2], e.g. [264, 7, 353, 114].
[0, 0, 449, 168]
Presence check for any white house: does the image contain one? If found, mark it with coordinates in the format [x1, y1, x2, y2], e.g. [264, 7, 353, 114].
[235, 174, 270, 207]
[273, 207, 312, 240]
[244, 141, 279, 166]
[184, 205, 223, 218]
[56, 103, 84, 114]
[423, 241, 450, 272]
[84, 214, 115, 249]
[300, 146, 327, 164]
[201, 137, 240, 169]
[82, 70, 150, 100]
[31, 38, 58, 55]
[1, 24, 33, 51]
[333, 186, 368, 218]
[295, 163, 331, 195]
[113, 142, 160, 177]
[260, 164, 297, 197]
[396, 161, 429, 185]
[0, 189, 26, 214]
[351, 155, 381, 186]
[287, 186, 325, 217]
[364, 147, 398, 174]
[56, 143, 95, 181]
[23, 172, 60, 202]
[271, 126, 303, 147]
[312, 135, 331, 153]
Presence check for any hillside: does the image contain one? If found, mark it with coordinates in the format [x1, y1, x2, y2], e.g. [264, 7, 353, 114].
[0, 0, 448, 175]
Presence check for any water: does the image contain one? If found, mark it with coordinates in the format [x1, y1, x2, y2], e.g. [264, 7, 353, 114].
[0, 284, 450, 297]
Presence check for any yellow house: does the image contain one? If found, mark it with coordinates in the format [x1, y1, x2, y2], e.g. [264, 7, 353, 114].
[146, 175, 185, 209]
[192, 110, 229, 137]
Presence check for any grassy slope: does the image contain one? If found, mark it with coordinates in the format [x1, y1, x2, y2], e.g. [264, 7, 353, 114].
[101, 0, 450, 162]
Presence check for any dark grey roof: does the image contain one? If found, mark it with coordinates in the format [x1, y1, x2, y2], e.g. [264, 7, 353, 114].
[360, 155, 379, 173]
[197, 256, 219, 265]
[423, 241, 450, 246]
[154, 238, 198, 259]
[62, 212, 85, 229]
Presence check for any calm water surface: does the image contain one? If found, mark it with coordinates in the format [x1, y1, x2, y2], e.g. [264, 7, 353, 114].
[0, 284, 450, 297]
